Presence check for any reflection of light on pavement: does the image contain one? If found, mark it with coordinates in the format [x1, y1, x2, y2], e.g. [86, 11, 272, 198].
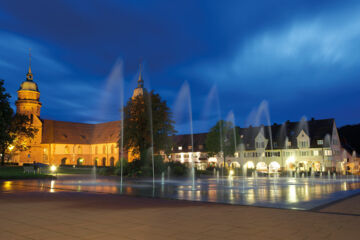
[304, 185, 309, 201]
[246, 189, 255, 204]
[288, 185, 297, 203]
[287, 179, 297, 184]
[50, 180, 55, 193]
[3, 181, 12, 191]
[196, 190, 200, 200]
[229, 189, 234, 202]
[208, 190, 217, 201]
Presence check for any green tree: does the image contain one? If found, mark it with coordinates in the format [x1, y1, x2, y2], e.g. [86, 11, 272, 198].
[0, 79, 37, 165]
[121, 89, 176, 165]
[205, 120, 239, 171]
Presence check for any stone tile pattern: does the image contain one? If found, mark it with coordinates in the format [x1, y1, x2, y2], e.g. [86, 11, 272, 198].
[0, 191, 358, 240]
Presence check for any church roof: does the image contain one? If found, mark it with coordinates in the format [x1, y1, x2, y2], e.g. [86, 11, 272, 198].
[41, 119, 121, 144]
[19, 51, 39, 92]
[19, 80, 39, 91]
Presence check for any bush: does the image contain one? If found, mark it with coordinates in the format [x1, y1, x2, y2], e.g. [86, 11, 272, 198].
[98, 167, 115, 176]
[168, 161, 188, 177]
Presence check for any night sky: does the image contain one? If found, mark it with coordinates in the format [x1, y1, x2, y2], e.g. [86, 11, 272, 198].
[0, 0, 359, 134]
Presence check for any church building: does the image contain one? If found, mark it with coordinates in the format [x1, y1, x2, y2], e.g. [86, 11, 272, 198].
[11, 60, 148, 167]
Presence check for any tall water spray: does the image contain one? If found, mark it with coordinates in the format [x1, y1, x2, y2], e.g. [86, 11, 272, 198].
[226, 111, 238, 157]
[203, 86, 223, 177]
[103, 60, 125, 189]
[174, 82, 195, 189]
[148, 94, 155, 188]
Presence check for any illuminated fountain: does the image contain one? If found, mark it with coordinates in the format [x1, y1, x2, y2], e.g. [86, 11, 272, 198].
[24, 80, 360, 211]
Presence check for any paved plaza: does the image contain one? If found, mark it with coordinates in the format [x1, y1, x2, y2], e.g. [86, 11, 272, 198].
[0, 181, 359, 240]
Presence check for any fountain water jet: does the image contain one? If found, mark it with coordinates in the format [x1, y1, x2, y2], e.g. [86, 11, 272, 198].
[161, 172, 165, 185]
[202, 86, 223, 176]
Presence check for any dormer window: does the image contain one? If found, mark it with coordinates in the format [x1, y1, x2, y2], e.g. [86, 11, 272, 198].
[317, 140, 323, 145]
[188, 146, 192, 150]
[255, 141, 265, 148]
[299, 141, 308, 148]
[178, 146, 182, 151]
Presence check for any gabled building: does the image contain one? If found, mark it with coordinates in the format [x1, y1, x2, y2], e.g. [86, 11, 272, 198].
[228, 118, 343, 173]
[169, 119, 347, 173]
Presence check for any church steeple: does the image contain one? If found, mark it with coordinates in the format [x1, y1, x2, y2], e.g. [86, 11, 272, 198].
[137, 62, 144, 88]
[16, 52, 42, 117]
[26, 49, 33, 81]
[132, 61, 145, 98]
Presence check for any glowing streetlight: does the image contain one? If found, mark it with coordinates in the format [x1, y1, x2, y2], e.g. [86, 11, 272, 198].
[50, 165, 57, 173]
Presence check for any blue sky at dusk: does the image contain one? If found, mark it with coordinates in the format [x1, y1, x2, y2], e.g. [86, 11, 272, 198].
[0, 0, 359, 133]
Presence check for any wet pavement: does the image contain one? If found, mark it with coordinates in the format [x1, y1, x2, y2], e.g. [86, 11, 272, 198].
[0, 177, 359, 240]
[2, 175, 360, 210]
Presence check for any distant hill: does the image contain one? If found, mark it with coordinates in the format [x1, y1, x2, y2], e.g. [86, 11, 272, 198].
[338, 124, 360, 155]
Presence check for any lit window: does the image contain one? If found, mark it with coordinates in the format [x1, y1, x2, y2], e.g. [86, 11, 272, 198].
[188, 146, 192, 150]
[198, 145, 203, 150]
[325, 150, 332, 156]
[317, 140, 323, 145]
[178, 146, 182, 151]
[299, 141, 308, 148]
[313, 150, 319, 156]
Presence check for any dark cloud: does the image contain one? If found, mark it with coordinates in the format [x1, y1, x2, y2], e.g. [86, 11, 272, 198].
[0, 0, 359, 133]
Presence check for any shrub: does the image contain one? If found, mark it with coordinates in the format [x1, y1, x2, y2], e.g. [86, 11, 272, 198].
[98, 167, 115, 176]
[168, 161, 188, 176]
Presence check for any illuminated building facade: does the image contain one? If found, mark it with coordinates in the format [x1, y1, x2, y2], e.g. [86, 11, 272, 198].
[11, 61, 129, 166]
[170, 119, 349, 173]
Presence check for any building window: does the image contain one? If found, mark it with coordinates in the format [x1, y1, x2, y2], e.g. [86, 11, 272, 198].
[103, 146, 106, 154]
[300, 151, 308, 156]
[317, 140, 323, 145]
[111, 145, 114, 154]
[188, 146, 192, 150]
[176, 154, 181, 158]
[64, 145, 69, 154]
[95, 146, 98, 154]
[299, 141, 308, 148]
[78, 146, 82, 154]
[198, 145, 203, 150]
[178, 146, 182, 151]
[256, 141, 265, 148]
[324, 150, 332, 156]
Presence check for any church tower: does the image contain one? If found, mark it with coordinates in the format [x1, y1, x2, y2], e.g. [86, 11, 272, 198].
[15, 51, 42, 117]
[132, 63, 144, 98]
[14, 52, 44, 165]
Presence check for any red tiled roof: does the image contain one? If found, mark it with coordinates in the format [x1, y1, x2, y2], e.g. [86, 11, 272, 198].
[41, 119, 121, 144]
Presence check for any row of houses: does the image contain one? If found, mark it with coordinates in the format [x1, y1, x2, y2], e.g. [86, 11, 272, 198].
[169, 119, 359, 174]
